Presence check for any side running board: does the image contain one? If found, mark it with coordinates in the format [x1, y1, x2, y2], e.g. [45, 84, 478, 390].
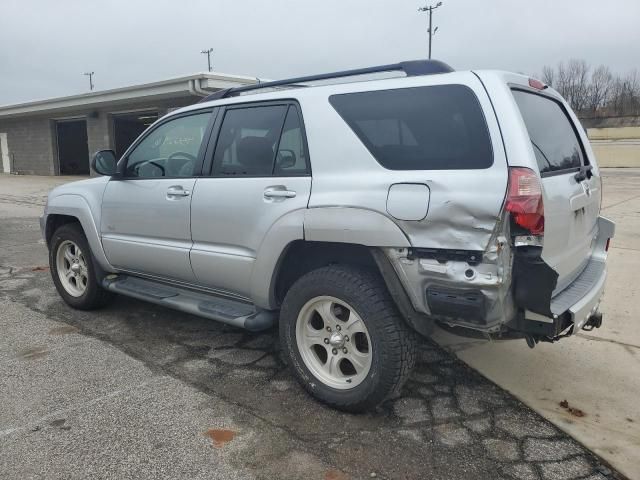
[102, 275, 276, 331]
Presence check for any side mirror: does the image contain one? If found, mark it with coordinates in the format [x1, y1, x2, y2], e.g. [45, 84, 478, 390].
[91, 150, 118, 176]
[277, 149, 297, 169]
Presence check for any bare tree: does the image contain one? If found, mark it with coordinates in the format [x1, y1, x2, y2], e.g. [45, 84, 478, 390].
[587, 65, 613, 113]
[614, 70, 640, 115]
[539, 60, 640, 117]
[565, 59, 590, 112]
[540, 60, 590, 112]
[541, 65, 555, 87]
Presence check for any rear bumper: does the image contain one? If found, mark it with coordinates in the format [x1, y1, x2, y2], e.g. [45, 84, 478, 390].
[550, 254, 606, 331]
[522, 216, 615, 336]
[553, 216, 614, 330]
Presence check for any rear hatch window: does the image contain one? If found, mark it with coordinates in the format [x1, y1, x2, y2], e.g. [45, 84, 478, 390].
[512, 90, 586, 175]
[511, 88, 600, 294]
[329, 85, 493, 170]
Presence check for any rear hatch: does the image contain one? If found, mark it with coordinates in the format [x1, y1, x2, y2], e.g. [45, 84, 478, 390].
[511, 87, 601, 293]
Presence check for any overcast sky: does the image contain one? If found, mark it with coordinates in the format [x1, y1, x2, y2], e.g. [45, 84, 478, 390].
[1, 0, 638, 105]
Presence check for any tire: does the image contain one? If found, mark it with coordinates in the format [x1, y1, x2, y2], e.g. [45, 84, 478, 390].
[49, 223, 114, 310]
[279, 265, 416, 412]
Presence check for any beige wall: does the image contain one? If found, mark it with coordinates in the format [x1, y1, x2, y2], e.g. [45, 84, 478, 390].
[588, 126, 640, 168]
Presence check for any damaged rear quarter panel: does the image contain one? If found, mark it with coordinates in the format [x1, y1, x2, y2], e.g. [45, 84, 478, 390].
[304, 72, 509, 253]
[393, 171, 507, 251]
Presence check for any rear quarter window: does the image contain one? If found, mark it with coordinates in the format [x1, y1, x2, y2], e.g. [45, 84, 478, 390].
[512, 90, 585, 175]
[329, 85, 493, 170]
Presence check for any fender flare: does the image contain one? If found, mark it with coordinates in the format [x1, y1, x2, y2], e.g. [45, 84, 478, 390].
[250, 209, 306, 309]
[45, 194, 115, 273]
[304, 207, 410, 247]
[250, 207, 411, 309]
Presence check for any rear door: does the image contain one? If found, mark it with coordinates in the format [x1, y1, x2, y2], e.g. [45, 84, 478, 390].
[189, 102, 312, 297]
[511, 89, 601, 292]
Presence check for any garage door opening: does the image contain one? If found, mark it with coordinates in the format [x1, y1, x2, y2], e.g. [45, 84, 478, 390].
[56, 119, 90, 175]
[113, 112, 158, 158]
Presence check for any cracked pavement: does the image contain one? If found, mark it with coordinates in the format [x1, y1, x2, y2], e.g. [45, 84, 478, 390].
[0, 173, 630, 480]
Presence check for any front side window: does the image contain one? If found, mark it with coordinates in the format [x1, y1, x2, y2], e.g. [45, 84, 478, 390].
[512, 90, 584, 175]
[125, 112, 211, 178]
[329, 85, 493, 170]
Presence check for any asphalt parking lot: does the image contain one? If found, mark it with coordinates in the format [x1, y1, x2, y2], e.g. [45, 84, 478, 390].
[0, 173, 630, 480]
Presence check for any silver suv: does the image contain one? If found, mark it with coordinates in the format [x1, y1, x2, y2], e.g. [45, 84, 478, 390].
[42, 60, 615, 411]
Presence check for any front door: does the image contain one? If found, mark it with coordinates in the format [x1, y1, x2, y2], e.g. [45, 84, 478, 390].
[101, 110, 213, 282]
[190, 103, 312, 297]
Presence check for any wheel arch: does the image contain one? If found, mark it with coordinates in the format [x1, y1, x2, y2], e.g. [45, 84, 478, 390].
[269, 240, 434, 337]
[250, 206, 411, 309]
[45, 194, 114, 273]
[272, 241, 378, 304]
[45, 214, 80, 246]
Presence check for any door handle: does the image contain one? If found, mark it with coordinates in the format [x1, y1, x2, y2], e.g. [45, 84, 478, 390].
[264, 187, 296, 199]
[166, 186, 190, 197]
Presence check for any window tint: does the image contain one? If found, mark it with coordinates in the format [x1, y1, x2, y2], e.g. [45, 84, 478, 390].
[329, 85, 493, 170]
[126, 112, 210, 178]
[274, 106, 309, 175]
[512, 90, 584, 175]
[213, 105, 287, 176]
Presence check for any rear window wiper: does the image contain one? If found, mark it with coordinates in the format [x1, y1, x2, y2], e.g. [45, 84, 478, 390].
[574, 164, 593, 183]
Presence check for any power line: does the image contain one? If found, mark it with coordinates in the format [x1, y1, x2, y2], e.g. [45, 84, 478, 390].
[418, 2, 443, 59]
[200, 48, 214, 72]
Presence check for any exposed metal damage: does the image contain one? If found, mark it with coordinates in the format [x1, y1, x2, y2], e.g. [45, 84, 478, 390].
[384, 213, 615, 349]
[382, 214, 517, 335]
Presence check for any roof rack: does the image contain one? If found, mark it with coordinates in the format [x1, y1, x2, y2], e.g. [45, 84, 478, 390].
[199, 59, 454, 103]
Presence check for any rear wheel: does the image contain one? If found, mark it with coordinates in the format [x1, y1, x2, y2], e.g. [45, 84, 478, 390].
[280, 265, 416, 412]
[49, 223, 114, 310]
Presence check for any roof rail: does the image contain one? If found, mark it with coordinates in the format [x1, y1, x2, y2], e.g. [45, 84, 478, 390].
[198, 59, 454, 103]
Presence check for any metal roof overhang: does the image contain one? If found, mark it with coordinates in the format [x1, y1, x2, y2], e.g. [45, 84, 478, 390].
[0, 72, 256, 120]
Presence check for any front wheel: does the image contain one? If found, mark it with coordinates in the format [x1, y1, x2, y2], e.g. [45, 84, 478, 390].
[49, 223, 114, 310]
[279, 265, 416, 412]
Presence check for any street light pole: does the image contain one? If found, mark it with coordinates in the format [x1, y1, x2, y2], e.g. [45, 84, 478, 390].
[418, 2, 443, 59]
[83, 72, 95, 91]
[201, 48, 213, 72]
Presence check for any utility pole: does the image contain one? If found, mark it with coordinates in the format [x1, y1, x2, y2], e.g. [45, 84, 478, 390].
[201, 48, 213, 72]
[83, 72, 95, 91]
[418, 2, 443, 59]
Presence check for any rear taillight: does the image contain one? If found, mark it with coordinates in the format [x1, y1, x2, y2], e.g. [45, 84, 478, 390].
[505, 167, 544, 235]
[605, 238, 611, 252]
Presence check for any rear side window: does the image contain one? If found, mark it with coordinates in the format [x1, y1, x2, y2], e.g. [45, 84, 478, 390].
[512, 90, 584, 175]
[212, 105, 287, 176]
[329, 85, 493, 170]
[211, 104, 310, 176]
